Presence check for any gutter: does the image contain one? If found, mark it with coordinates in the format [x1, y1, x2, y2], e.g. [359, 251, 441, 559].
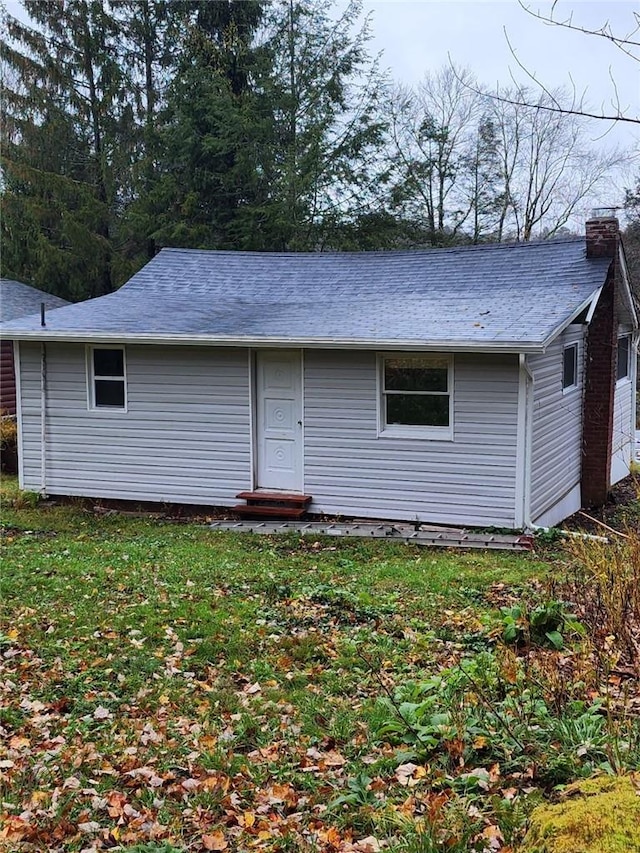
[0, 330, 552, 355]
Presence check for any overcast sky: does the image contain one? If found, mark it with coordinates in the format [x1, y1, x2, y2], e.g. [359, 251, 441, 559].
[360, 0, 639, 152]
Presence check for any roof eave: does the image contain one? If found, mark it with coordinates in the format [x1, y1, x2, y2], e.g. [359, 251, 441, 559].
[2, 329, 547, 354]
[618, 245, 639, 328]
[539, 288, 603, 351]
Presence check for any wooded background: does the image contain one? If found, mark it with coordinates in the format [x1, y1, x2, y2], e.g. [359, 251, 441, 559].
[2, 0, 638, 301]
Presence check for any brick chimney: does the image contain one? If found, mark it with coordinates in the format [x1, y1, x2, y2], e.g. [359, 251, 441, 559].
[581, 216, 620, 507]
[585, 215, 619, 258]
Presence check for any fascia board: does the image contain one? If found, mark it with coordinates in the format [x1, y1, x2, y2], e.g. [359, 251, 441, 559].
[585, 287, 603, 324]
[540, 288, 603, 351]
[0, 329, 548, 354]
[618, 245, 639, 328]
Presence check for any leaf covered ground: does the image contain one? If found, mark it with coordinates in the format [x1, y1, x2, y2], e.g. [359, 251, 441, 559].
[1, 477, 638, 853]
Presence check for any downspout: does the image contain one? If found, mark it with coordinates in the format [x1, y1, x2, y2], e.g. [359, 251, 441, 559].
[40, 342, 47, 497]
[522, 354, 534, 530]
[517, 353, 534, 530]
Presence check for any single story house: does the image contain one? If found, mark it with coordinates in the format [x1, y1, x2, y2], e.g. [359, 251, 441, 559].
[1, 279, 69, 416]
[1, 217, 637, 529]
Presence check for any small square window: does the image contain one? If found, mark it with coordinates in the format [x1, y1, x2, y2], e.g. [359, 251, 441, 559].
[562, 344, 578, 390]
[617, 335, 631, 382]
[89, 347, 126, 410]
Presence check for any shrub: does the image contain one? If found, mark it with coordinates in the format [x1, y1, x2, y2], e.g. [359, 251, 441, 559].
[562, 531, 640, 672]
[0, 414, 17, 448]
[0, 413, 18, 474]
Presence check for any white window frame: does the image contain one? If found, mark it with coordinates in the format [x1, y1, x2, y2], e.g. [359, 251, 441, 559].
[616, 334, 631, 384]
[377, 353, 454, 440]
[562, 342, 579, 394]
[86, 345, 127, 412]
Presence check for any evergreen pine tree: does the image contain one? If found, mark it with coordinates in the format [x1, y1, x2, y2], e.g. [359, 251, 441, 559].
[143, 0, 388, 252]
[128, 0, 268, 250]
[249, 0, 388, 250]
[1, 1, 136, 297]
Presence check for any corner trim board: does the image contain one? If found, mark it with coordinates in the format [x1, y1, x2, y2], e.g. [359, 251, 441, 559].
[515, 353, 532, 528]
[248, 348, 256, 492]
[40, 342, 47, 496]
[300, 349, 306, 496]
[13, 340, 24, 489]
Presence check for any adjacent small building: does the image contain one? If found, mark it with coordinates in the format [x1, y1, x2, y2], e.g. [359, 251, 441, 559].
[0, 218, 637, 529]
[1, 280, 69, 416]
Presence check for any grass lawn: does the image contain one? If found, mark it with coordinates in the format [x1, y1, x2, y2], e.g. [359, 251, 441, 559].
[1, 475, 638, 853]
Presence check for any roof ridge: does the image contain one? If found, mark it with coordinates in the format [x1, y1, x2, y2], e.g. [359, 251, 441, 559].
[155, 237, 584, 260]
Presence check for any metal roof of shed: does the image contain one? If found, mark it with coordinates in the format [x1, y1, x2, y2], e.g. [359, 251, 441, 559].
[0, 239, 613, 352]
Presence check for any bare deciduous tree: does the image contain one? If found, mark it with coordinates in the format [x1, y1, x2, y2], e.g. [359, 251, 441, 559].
[387, 66, 481, 244]
[386, 65, 627, 243]
[489, 87, 626, 240]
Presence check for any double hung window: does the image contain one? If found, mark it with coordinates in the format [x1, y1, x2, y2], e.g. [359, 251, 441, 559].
[380, 355, 453, 438]
[88, 347, 126, 410]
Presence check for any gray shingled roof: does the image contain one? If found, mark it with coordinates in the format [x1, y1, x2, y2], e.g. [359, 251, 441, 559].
[1, 279, 69, 322]
[0, 240, 613, 351]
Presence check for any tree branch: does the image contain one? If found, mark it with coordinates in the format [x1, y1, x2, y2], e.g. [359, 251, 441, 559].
[518, 1, 640, 54]
[448, 58, 639, 125]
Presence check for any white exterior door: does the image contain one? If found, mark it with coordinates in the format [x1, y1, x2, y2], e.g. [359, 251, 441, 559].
[255, 350, 303, 492]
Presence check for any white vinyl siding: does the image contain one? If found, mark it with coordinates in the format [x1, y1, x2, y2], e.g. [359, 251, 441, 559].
[611, 325, 635, 485]
[18, 343, 43, 489]
[529, 325, 585, 524]
[17, 343, 527, 526]
[19, 342, 251, 504]
[304, 350, 519, 527]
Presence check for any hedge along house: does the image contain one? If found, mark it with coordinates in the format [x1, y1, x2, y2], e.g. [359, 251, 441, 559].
[1, 217, 637, 529]
[0, 280, 69, 417]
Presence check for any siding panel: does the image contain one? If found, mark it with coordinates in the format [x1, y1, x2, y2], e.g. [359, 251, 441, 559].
[529, 325, 585, 523]
[304, 351, 519, 527]
[19, 343, 251, 503]
[611, 325, 635, 484]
